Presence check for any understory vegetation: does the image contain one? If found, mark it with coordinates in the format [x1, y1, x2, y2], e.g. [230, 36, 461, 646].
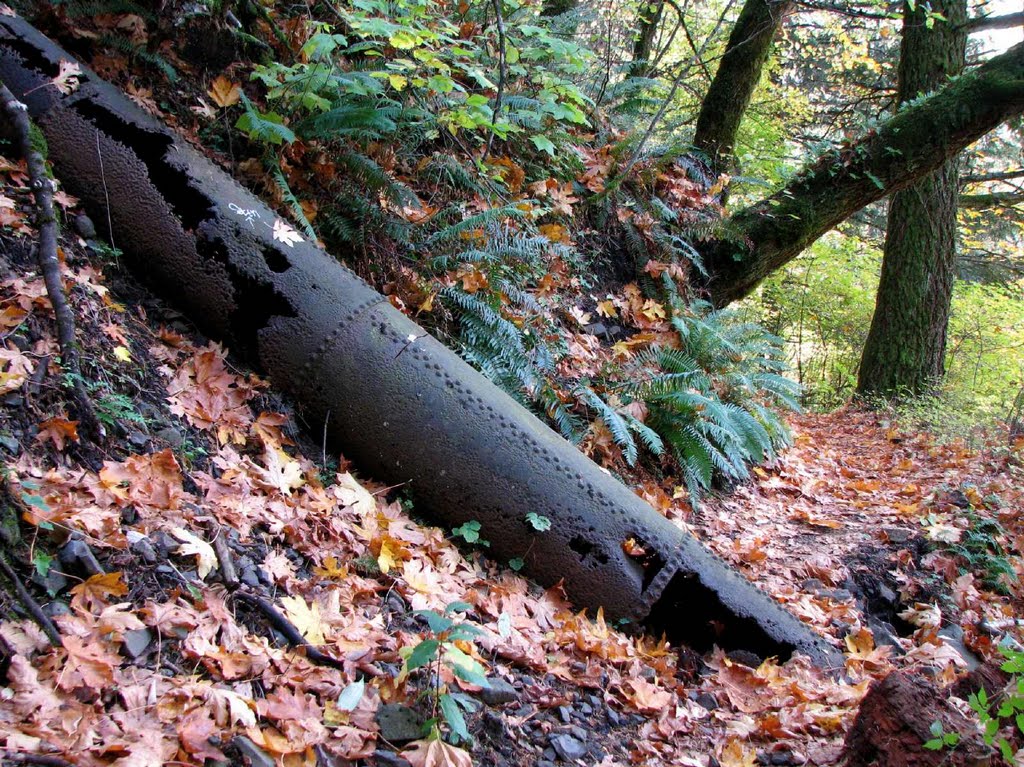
[27, 0, 1023, 493]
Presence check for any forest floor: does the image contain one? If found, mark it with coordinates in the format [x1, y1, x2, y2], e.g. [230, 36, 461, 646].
[0, 153, 1023, 767]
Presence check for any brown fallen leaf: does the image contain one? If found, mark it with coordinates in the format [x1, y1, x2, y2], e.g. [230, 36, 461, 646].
[401, 738, 473, 767]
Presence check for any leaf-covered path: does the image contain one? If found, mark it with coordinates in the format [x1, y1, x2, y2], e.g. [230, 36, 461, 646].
[0, 164, 1022, 766]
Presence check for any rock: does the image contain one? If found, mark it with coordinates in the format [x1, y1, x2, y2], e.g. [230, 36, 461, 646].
[120, 506, 138, 525]
[0, 434, 20, 452]
[695, 692, 719, 711]
[376, 703, 424, 743]
[154, 426, 184, 448]
[59, 536, 105, 576]
[127, 430, 150, 448]
[31, 566, 68, 596]
[606, 707, 621, 726]
[938, 625, 981, 671]
[550, 734, 587, 762]
[122, 628, 153, 660]
[231, 736, 275, 767]
[584, 322, 608, 336]
[537, 761, 557, 767]
[129, 535, 158, 565]
[557, 705, 572, 723]
[150, 530, 179, 557]
[480, 677, 518, 706]
[74, 213, 97, 239]
[882, 527, 912, 544]
[372, 749, 412, 767]
[569, 726, 588, 741]
[726, 649, 762, 668]
[42, 601, 70, 619]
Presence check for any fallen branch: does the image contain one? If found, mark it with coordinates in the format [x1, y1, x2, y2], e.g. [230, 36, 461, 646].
[0, 556, 61, 646]
[234, 591, 345, 669]
[0, 83, 102, 441]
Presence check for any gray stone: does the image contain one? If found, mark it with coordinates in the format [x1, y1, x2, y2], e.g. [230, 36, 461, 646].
[695, 692, 719, 711]
[127, 430, 150, 448]
[584, 322, 608, 336]
[882, 527, 912, 543]
[231, 736, 275, 767]
[122, 628, 153, 660]
[130, 536, 158, 565]
[31, 566, 68, 596]
[59, 537, 105, 576]
[550, 734, 587, 761]
[938, 624, 981, 671]
[42, 601, 70, 619]
[375, 703, 424, 743]
[480, 677, 518, 706]
[154, 426, 184, 448]
[557, 705, 572, 723]
[606, 707, 621, 726]
[0, 434, 20, 452]
[74, 213, 97, 239]
[537, 761, 557, 767]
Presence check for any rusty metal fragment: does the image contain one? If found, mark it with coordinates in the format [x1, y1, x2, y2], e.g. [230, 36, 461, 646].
[0, 15, 840, 666]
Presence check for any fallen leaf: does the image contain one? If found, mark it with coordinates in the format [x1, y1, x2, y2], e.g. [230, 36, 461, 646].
[401, 738, 473, 767]
[279, 595, 326, 645]
[171, 527, 218, 579]
[207, 75, 241, 108]
[35, 415, 79, 450]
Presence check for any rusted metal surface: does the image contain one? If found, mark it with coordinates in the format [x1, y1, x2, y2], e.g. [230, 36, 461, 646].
[0, 15, 839, 666]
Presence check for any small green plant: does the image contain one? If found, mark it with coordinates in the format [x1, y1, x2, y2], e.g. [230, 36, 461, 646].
[452, 520, 489, 546]
[924, 720, 961, 751]
[93, 392, 147, 430]
[923, 642, 1024, 760]
[525, 512, 551, 531]
[950, 509, 1017, 595]
[401, 601, 489, 745]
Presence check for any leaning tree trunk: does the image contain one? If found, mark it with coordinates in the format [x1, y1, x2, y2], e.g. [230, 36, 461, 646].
[857, 0, 968, 397]
[702, 38, 1024, 307]
[691, 0, 793, 176]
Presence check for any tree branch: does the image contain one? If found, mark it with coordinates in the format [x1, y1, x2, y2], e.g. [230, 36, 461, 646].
[0, 84, 102, 440]
[959, 191, 1024, 208]
[703, 40, 1024, 306]
[964, 11, 1024, 32]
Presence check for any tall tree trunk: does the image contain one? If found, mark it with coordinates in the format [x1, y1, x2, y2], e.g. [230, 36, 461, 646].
[857, 0, 968, 397]
[629, 0, 665, 78]
[701, 39, 1024, 307]
[538, 0, 580, 36]
[691, 0, 793, 176]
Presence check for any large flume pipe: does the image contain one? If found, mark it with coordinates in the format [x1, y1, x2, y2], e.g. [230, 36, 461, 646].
[0, 15, 838, 666]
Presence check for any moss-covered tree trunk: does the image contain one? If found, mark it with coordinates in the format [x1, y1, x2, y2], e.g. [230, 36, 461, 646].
[857, 0, 968, 396]
[691, 0, 793, 176]
[629, 0, 665, 78]
[701, 39, 1024, 307]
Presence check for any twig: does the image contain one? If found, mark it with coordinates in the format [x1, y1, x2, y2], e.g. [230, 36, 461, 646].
[0, 556, 61, 646]
[2, 753, 75, 767]
[0, 85, 102, 441]
[211, 527, 239, 588]
[234, 591, 345, 669]
[483, 0, 508, 161]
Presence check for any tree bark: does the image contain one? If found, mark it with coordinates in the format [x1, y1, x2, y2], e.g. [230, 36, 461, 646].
[629, 0, 665, 78]
[691, 0, 793, 176]
[857, 0, 967, 397]
[702, 39, 1024, 307]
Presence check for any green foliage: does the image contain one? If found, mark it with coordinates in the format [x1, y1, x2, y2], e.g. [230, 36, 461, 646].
[611, 289, 798, 501]
[525, 512, 551, 531]
[950, 510, 1017, 596]
[452, 520, 488, 546]
[401, 601, 488, 745]
[923, 720, 961, 750]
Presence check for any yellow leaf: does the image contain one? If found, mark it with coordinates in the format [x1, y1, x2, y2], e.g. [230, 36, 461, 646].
[113, 345, 131, 362]
[207, 75, 241, 108]
[388, 74, 408, 91]
[377, 538, 400, 574]
[279, 595, 326, 645]
[170, 527, 218, 579]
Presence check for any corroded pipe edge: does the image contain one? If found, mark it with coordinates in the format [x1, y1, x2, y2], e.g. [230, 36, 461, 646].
[0, 14, 840, 666]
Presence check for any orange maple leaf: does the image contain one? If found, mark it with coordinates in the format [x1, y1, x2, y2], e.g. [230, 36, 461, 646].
[35, 415, 79, 450]
[71, 571, 128, 613]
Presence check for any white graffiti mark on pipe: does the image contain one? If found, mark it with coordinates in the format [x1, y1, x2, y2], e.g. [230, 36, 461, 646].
[229, 202, 261, 229]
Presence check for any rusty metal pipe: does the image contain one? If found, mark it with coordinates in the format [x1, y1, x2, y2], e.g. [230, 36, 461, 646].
[0, 15, 838, 666]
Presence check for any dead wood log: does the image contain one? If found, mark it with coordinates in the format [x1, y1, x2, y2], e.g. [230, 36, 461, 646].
[841, 669, 993, 767]
[0, 13, 839, 667]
